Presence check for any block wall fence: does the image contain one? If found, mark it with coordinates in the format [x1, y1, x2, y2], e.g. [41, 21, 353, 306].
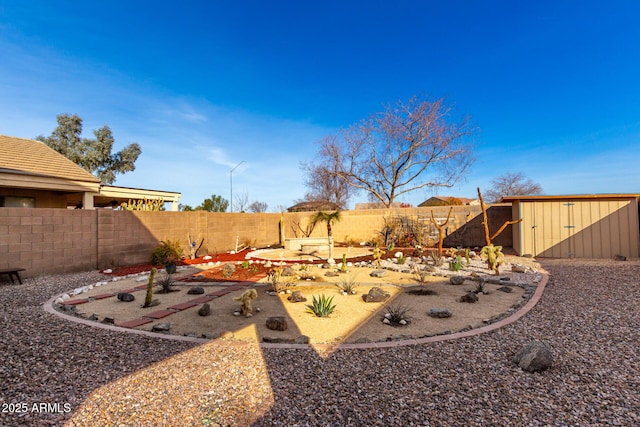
[0, 205, 512, 278]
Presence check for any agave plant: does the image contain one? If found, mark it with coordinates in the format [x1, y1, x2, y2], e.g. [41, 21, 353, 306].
[307, 294, 336, 317]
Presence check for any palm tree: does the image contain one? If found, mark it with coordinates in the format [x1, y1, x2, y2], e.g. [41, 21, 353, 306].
[312, 210, 341, 261]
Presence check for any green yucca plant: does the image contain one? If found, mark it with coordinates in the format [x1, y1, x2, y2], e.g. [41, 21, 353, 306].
[307, 294, 336, 317]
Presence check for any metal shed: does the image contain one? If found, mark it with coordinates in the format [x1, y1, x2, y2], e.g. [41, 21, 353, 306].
[502, 194, 640, 259]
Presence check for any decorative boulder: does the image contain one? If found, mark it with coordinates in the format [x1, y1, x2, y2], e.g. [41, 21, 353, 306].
[496, 286, 513, 293]
[511, 264, 528, 273]
[513, 340, 553, 372]
[458, 291, 479, 303]
[449, 276, 465, 285]
[117, 293, 135, 302]
[266, 316, 288, 331]
[287, 291, 307, 303]
[281, 266, 296, 276]
[152, 322, 171, 332]
[369, 270, 387, 278]
[614, 254, 627, 261]
[198, 303, 211, 316]
[325, 271, 339, 277]
[188, 286, 205, 295]
[428, 308, 453, 318]
[362, 287, 390, 303]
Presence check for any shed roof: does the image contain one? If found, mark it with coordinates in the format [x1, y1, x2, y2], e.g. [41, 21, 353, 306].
[0, 134, 101, 183]
[501, 194, 640, 202]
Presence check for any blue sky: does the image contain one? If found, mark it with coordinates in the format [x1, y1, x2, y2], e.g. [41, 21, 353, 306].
[1, 1, 639, 210]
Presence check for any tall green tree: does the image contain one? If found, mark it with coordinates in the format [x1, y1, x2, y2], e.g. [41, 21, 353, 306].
[36, 113, 141, 184]
[196, 194, 229, 212]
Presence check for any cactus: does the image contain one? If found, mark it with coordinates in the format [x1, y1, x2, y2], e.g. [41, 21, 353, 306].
[341, 253, 347, 272]
[480, 244, 504, 275]
[120, 197, 165, 211]
[372, 244, 383, 266]
[144, 268, 157, 307]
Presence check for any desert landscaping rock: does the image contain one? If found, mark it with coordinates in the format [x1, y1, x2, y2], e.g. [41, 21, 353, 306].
[449, 275, 465, 285]
[496, 286, 513, 293]
[266, 316, 288, 331]
[369, 270, 387, 278]
[362, 286, 390, 302]
[187, 286, 205, 295]
[428, 308, 453, 318]
[2, 259, 639, 427]
[513, 340, 553, 372]
[116, 292, 135, 302]
[198, 303, 211, 316]
[459, 291, 479, 303]
[287, 290, 307, 302]
[151, 322, 171, 332]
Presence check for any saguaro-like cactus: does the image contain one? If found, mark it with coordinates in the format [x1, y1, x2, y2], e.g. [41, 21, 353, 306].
[144, 268, 157, 307]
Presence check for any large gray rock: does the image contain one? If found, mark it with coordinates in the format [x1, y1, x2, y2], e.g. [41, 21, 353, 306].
[428, 308, 453, 318]
[369, 270, 387, 278]
[198, 303, 211, 316]
[287, 291, 307, 303]
[152, 322, 171, 332]
[187, 286, 205, 295]
[449, 276, 465, 285]
[117, 293, 135, 302]
[458, 291, 479, 303]
[266, 316, 288, 331]
[513, 340, 553, 372]
[362, 287, 390, 303]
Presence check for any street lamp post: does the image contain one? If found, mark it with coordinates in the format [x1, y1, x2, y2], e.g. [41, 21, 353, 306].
[230, 161, 246, 213]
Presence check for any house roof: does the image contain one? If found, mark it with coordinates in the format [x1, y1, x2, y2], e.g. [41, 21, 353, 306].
[0, 134, 100, 183]
[418, 196, 478, 206]
[501, 194, 640, 202]
[287, 200, 342, 212]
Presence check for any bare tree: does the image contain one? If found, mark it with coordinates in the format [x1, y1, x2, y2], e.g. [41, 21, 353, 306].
[248, 201, 268, 213]
[300, 162, 354, 209]
[485, 172, 543, 203]
[309, 96, 475, 208]
[233, 189, 250, 212]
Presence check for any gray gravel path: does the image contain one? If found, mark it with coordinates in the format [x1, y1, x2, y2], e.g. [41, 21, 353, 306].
[1, 259, 639, 426]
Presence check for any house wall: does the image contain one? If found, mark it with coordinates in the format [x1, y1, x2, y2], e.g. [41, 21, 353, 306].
[0, 188, 69, 208]
[513, 198, 640, 258]
[1, 205, 512, 278]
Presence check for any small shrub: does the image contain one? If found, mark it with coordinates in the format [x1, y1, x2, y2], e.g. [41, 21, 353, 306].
[241, 261, 250, 269]
[411, 264, 431, 284]
[267, 265, 294, 293]
[222, 263, 236, 279]
[383, 303, 411, 325]
[156, 272, 176, 293]
[340, 253, 348, 272]
[429, 251, 444, 267]
[297, 264, 316, 280]
[397, 254, 406, 265]
[337, 275, 358, 294]
[150, 240, 183, 266]
[307, 294, 336, 317]
[474, 279, 487, 294]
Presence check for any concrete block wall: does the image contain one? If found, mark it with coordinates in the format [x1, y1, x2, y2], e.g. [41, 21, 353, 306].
[0, 208, 97, 276]
[1, 205, 513, 278]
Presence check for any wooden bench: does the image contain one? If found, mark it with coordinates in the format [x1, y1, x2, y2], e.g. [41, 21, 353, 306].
[0, 268, 26, 284]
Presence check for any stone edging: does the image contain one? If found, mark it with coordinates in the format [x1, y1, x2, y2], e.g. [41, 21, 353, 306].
[43, 269, 549, 350]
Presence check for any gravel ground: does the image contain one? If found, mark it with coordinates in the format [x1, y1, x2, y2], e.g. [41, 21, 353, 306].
[1, 259, 639, 426]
